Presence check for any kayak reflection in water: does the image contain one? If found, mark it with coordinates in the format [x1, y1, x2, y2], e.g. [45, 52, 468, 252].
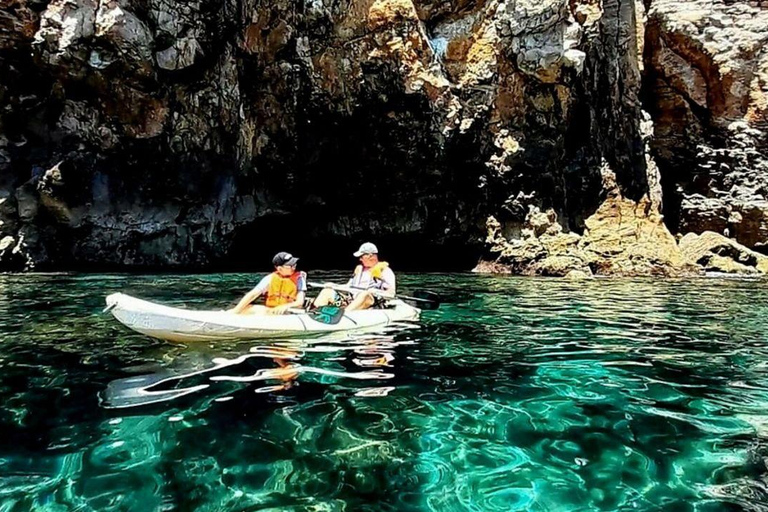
[229, 252, 307, 316]
[313, 242, 396, 311]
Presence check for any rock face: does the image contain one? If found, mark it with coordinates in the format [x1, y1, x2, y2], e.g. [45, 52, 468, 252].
[0, 0, 765, 273]
[482, 166, 694, 276]
[644, 0, 768, 255]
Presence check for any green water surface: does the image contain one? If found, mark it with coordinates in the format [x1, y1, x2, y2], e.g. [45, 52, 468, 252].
[0, 273, 767, 511]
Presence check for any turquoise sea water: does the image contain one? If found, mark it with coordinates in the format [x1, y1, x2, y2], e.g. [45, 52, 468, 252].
[1, 273, 767, 511]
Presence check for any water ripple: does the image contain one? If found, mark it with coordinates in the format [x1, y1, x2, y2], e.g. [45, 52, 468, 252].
[0, 274, 768, 510]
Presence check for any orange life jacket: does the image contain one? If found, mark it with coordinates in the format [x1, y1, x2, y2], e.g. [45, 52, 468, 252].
[265, 271, 304, 307]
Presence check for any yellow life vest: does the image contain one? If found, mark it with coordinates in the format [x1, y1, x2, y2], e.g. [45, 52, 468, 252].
[353, 261, 390, 285]
[370, 261, 389, 280]
[265, 271, 303, 307]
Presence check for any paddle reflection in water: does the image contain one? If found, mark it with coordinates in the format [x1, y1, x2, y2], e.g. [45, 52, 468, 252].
[101, 322, 419, 409]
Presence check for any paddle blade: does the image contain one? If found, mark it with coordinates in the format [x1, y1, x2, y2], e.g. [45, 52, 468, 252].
[404, 290, 441, 310]
[403, 297, 440, 310]
[308, 305, 345, 325]
[412, 290, 441, 302]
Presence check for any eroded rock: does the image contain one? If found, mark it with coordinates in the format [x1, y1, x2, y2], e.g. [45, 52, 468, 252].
[680, 231, 768, 274]
[645, 0, 768, 253]
[0, 0, 765, 273]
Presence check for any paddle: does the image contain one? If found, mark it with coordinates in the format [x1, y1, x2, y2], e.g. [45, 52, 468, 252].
[407, 290, 441, 310]
[308, 282, 441, 310]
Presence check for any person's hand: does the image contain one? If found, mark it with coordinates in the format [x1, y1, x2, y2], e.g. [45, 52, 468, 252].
[269, 304, 291, 315]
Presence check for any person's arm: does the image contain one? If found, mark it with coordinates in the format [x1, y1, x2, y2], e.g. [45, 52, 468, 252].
[231, 276, 269, 313]
[289, 274, 308, 309]
[379, 268, 396, 297]
[286, 291, 306, 310]
[347, 266, 361, 288]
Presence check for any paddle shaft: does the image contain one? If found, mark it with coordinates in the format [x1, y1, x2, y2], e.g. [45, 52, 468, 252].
[307, 282, 435, 306]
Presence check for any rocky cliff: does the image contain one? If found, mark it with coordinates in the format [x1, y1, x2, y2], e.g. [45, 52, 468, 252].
[0, 0, 765, 273]
[644, 0, 768, 252]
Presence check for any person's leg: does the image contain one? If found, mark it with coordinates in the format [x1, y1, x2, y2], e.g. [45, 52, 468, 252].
[312, 288, 337, 308]
[346, 291, 375, 311]
[233, 304, 269, 315]
[226, 304, 267, 315]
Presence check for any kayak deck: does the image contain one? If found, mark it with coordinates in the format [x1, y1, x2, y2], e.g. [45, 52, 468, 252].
[105, 293, 420, 342]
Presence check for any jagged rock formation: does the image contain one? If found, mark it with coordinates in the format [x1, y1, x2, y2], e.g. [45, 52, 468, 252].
[680, 230, 768, 274]
[644, 0, 768, 255]
[0, 0, 765, 274]
[481, 166, 695, 276]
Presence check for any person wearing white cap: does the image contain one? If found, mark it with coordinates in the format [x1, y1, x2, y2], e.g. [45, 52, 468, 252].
[230, 252, 307, 315]
[313, 242, 396, 311]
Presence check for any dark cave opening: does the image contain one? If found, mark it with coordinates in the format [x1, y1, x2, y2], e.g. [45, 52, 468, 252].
[225, 213, 482, 272]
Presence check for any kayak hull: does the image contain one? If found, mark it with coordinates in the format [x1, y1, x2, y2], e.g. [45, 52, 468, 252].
[105, 293, 420, 342]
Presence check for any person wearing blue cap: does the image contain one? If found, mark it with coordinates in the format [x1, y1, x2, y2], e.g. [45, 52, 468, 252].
[313, 242, 396, 311]
[231, 252, 307, 315]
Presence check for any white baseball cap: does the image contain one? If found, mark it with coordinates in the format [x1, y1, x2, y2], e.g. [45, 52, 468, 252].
[353, 242, 379, 257]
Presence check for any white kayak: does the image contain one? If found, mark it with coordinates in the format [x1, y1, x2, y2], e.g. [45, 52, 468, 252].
[105, 293, 421, 342]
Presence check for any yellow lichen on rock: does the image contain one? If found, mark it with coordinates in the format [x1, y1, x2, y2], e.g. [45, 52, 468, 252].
[478, 165, 701, 277]
[367, 0, 419, 30]
[579, 194, 685, 275]
[459, 18, 498, 86]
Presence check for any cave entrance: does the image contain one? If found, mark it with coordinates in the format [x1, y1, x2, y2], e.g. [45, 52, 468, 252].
[225, 214, 481, 272]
